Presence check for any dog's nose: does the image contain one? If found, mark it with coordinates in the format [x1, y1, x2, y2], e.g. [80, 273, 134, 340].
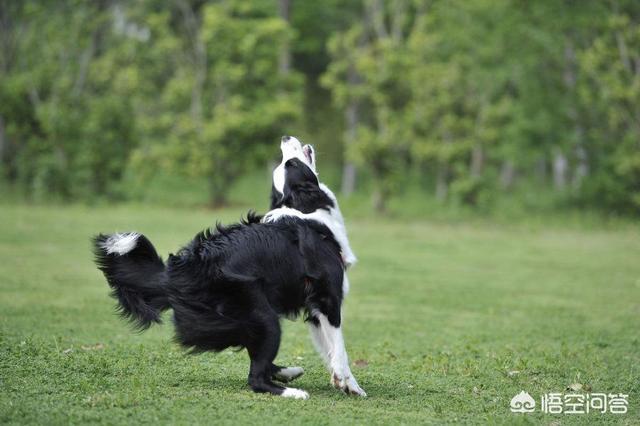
[281, 135, 291, 143]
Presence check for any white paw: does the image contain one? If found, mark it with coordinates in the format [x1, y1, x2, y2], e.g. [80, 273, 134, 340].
[281, 387, 310, 400]
[274, 366, 304, 383]
[331, 372, 367, 397]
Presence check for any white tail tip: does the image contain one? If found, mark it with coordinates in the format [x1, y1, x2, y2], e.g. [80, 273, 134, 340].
[102, 233, 140, 255]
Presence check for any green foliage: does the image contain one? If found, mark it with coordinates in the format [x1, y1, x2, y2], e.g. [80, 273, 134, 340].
[321, 0, 640, 214]
[1, 0, 639, 214]
[0, 1, 138, 200]
[174, 1, 301, 204]
[0, 0, 301, 205]
[322, 4, 414, 211]
[577, 1, 640, 212]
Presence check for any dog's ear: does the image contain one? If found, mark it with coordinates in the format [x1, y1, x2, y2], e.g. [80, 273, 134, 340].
[296, 224, 324, 280]
[296, 224, 343, 282]
[296, 223, 344, 326]
[282, 180, 334, 213]
[281, 179, 308, 207]
[270, 184, 283, 209]
[280, 158, 331, 212]
[280, 181, 293, 207]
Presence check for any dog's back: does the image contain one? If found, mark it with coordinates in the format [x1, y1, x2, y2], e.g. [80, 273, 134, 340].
[160, 217, 343, 352]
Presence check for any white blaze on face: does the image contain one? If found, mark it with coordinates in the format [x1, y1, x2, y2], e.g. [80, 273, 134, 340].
[272, 136, 316, 193]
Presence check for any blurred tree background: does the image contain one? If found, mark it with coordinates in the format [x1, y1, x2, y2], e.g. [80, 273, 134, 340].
[0, 0, 638, 215]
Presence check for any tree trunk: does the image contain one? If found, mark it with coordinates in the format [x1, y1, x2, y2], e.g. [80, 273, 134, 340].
[72, 25, 101, 97]
[470, 144, 483, 178]
[553, 149, 568, 190]
[500, 160, 515, 190]
[177, 0, 206, 130]
[390, 0, 407, 42]
[367, 0, 388, 39]
[535, 157, 547, 184]
[341, 66, 359, 196]
[340, 146, 357, 196]
[210, 191, 228, 209]
[209, 178, 229, 208]
[278, 0, 291, 76]
[372, 187, 386, 213]
[470, 96, 487, 179]
[0, 115, 6, 174]
[573, 135, 589, 190]
[0, 3, 13, 73]
[436, 162, 448, 201]
[371, 162, 387, 213]
[192, 44, 206, 129]
[612, 0, 633, 74]
[563, 38, 588, 190]
[437, 132, 452, 201]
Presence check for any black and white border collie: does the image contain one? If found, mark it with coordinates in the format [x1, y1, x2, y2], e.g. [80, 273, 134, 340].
[267, 136, 357, 270]
[92, 136, 365, 399]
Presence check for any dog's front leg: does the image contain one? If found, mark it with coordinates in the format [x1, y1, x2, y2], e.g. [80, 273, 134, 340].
[313, 312, 366, 397]
[308, 275, 347, 364]
[309, 321, 332, 367]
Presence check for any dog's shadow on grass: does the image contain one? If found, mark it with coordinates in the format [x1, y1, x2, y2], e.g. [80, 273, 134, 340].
[177, 364, 420, 402]
[180, 375, 366, 400]
[170, 370, 247, 392]
[165, 372, 443, 403]
[306, 382, 445, 402]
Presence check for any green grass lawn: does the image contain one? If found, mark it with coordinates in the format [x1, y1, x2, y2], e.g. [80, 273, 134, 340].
[1, 203, 638, 424]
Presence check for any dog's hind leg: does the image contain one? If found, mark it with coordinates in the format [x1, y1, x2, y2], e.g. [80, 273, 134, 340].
[271, 363, 304, 383]
[246, 312, 309, 399]
[309, 320, 332, 367]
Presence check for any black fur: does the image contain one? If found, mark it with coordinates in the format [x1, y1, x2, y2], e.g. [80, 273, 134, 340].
[271, 158, 334, 213]
[93, 234, 169, 330]
[93, 167, 345, 397]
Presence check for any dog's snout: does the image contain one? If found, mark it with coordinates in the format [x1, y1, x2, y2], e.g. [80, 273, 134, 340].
[281, 135, 291, 143]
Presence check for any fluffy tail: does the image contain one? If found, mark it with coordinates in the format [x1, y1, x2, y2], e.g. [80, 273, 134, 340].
[93, 233, 170, 330]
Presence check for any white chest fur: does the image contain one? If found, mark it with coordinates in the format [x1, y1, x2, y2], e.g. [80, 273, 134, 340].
[262, 205, 357, 269]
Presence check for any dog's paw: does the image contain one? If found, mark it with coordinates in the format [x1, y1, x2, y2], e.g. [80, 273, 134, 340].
[331, 373, 367, 397]
[281, 387, 310, 400]
[273, 366, 304, 383]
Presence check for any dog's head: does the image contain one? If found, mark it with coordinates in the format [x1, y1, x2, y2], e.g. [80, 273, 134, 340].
[272, 136, 315, 193]
[271, 136, 333, 213]
[281, 135, 316, 173]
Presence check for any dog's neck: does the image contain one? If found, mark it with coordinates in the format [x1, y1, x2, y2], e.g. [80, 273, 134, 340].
[264, 182, 357, 269]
